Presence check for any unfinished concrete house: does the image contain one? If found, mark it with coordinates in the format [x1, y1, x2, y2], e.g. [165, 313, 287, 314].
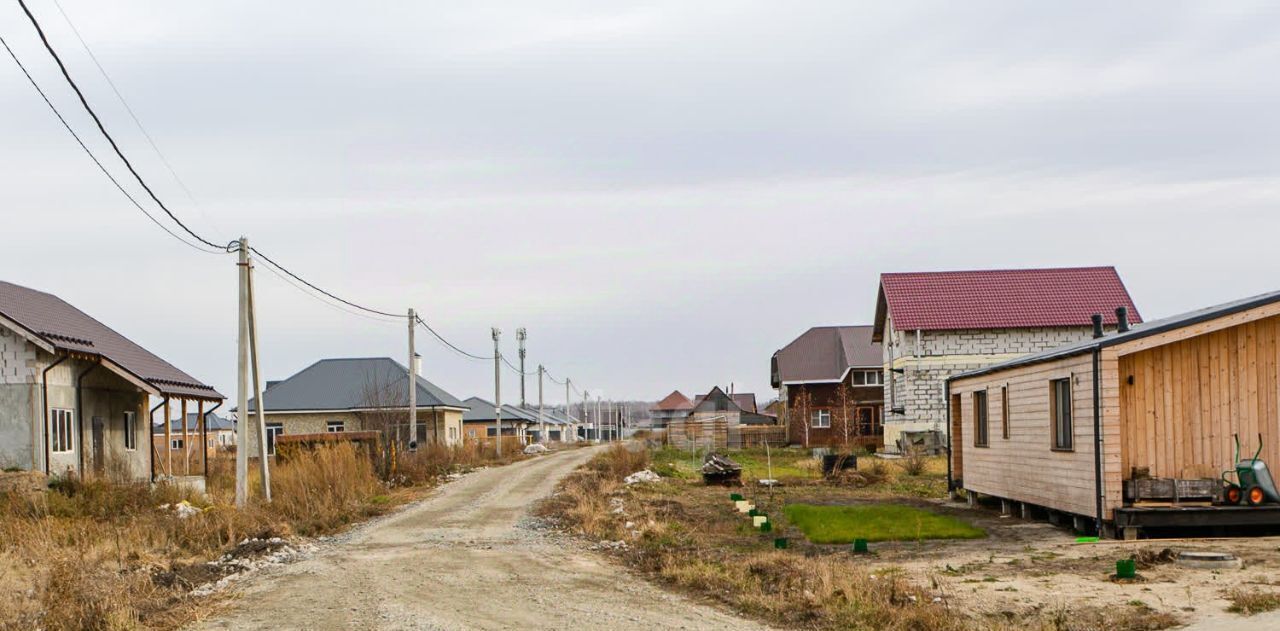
[0, 281, 222, 480]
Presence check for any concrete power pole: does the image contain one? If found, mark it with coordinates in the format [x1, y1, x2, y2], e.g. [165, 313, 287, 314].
[408, 308, 417, 451]
[565, 378, 572, 442]
[516, 327, 527, 408]
[537, 365, 545, 443]
[235, 238, 250, 506]
[595, 396, 602, 442]
[582, 389, 589, 442]
[492, 327, 502, 457]
[236, 237, 271, 506]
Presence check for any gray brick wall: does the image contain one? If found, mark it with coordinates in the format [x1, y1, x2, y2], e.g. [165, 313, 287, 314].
[0, 327, 40, 385]
[881, 323, 1111, 448]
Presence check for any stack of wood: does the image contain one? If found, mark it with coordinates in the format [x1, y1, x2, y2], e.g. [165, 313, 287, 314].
[702, 452, 743, 486]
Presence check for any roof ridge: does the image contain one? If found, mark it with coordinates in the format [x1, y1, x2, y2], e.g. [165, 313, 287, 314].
[882, 265, 1116, 277]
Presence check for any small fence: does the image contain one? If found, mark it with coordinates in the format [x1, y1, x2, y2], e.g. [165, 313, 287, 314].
[667, 418, 785, 450]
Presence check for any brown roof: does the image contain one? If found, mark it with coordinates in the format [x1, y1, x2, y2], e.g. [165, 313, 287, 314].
[690, 390, 757, 414]
[0, 281, 221, 400]
[872, 267, 1141, 341]
[773, 325, 880, 384]
[651, 390, 694, 412]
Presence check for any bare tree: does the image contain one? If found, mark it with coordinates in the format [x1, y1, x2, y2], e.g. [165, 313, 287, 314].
[359, 373, 408, 477]
[832, 381, 856, 449]
[790, 387, 813, 447]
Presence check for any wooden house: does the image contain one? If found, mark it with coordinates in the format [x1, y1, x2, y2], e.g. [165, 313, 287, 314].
[948, 291, 1280, 538]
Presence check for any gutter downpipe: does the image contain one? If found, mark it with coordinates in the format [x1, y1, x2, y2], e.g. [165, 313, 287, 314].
[75, 361, 99, 478]
[1092, 346, 1105, 536]
[149, 395, 169, 483]
[203, 400, 223, 479]
[944, 378, 954, 494]
[40, 354, 69, 474]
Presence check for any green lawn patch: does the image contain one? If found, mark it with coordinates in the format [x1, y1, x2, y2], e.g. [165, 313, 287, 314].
[784, 503, 986, 543]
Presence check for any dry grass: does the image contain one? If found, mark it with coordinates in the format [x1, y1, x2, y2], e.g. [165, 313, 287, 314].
[1225, 588, 1280, 615]
[0, 440, 516, 630]
[543, 446, 1179, 631]
[899, 444, 929, 476]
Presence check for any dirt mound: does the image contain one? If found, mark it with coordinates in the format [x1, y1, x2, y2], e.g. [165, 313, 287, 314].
[1132, 548, 1177, 569]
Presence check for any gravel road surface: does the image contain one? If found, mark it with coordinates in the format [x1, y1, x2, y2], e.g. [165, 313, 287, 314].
[192, 446, 769, 630]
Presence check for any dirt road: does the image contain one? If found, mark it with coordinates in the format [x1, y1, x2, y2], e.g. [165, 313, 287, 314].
[193, 447, 769, 630]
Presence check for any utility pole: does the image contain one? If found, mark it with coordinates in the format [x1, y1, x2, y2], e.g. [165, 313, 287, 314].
[516, 327, 527, 408]
[235, 238, 249, 506]
[236, 237, 271, 506]
[582, 389, 589, 442]
[537, 365, 545, 443]
[408, 308, 417, 451]
[492, 327, 502, 457]
[595, 396, 602, 442]
[565, 378, 572, 442]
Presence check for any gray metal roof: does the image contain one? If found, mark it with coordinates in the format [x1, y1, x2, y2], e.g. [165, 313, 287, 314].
[154, 412, 234, 433]
[461, 397, 532, 424]
[242, 357, 465, 412]
[0, 280, 221, 400]
[951, 289, 1280, 382]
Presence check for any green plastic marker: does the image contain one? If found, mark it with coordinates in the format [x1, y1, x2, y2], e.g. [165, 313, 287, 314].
[761, 522, 773, 533]
[773, 537, 787, 549]
[1116, 559, 1137, 579]
[852, 539, 869, 553]
[1075, 536, 1100, 543]
[730, 493, 744, 502]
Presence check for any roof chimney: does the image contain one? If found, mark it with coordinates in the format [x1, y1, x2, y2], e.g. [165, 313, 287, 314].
[413, 352, 422, 377]
[1091, 313, 1105, 339]
[1115, 307, 1130, 333]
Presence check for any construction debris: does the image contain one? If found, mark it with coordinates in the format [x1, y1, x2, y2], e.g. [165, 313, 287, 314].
[523, 444, 549, 455]
[624, 469, 661, 485]
[701, 452, 742, 486]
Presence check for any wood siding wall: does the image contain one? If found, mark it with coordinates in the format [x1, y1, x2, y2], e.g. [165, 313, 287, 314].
[1118, 314, 1280, 480]
[951, 352, 1123, 519]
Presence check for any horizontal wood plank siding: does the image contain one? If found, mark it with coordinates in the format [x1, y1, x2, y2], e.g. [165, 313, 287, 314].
[951, 353, 1114, 519]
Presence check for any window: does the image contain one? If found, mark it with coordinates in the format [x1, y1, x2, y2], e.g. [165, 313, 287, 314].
[123, 411, 137, 451]
[1051, 378, 1073, 450]
[1000, 386, 1010, 440]
[50, 409, 73, 453]
[449, 427, 458, 441]
[170, 438, 184, 450]
[265, 423, 284, 456]
[467, 428, 477, 438]
[851, 370, 883, 386]
[811, 409, 831, 428]
[973, 391, 989, 447]
[326, 420, 345, 433]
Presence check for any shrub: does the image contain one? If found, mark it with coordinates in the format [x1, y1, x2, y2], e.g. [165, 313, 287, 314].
[900, 444, 928, 476]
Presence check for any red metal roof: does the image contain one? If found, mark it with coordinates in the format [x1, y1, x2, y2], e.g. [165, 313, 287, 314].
[651, 390, 694, 411]
[874, 267, 1141, 337]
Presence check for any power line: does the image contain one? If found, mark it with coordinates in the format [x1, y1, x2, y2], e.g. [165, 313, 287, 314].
[16, 0, 225, 251]
[414, 316, 493, 361]
[256, 261, 402, 324]
[249, 247, 401, 318]
[48, 0, 221, 235]
[0, 34, 219, 254]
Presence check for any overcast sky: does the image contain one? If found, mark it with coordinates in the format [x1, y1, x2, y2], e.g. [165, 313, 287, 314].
[3, 1, 1280, 405]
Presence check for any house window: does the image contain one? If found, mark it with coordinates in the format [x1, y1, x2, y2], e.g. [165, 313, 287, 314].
[123, 411, 137, 451]
[265, 423, 284, 456]
[170, 438, 184, 450]
[326, 420, 345, 433]
[973, 391, 989, 447]
[811, 409, 831, 428]
[852, 370, 884, 386]
[467, 428, 477, 438]
[1000, 386, 1010, 440]
[50, 409, 74, 453]
[1051, 378, 1073, 451]
[486, 427, 497, 437]
[449, 427, 458, 441]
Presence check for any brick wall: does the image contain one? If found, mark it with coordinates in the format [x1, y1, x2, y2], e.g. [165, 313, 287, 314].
[881, 322, 1112, 451]
[0, 327, 40, 385]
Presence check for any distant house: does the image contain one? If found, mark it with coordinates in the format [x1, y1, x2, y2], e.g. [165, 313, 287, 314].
[873, 266, 1141, 452]
[239, 357, 467, 456]
[0, 281, 222, 480]
[152, 412, 235, 471]
[771, 325, 883, 448]
[648, 390, 694, 429]
[461, 397, 539, 444]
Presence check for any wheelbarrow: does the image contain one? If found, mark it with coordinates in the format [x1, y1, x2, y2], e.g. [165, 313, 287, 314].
[1222, 434, 1280, 506]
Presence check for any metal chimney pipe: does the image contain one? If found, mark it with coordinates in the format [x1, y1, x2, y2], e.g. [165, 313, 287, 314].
[1091, 313, 1104, 339]
[1115, 307, 1130, 333]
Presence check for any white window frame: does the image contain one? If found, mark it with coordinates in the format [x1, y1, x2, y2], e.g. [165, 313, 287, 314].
[811, 409, 831, 428]
[123, 411, 137, 451]
[326, 420, 345, 433]
[265, 423, 284, 456]
[50, 408, 74, 453]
